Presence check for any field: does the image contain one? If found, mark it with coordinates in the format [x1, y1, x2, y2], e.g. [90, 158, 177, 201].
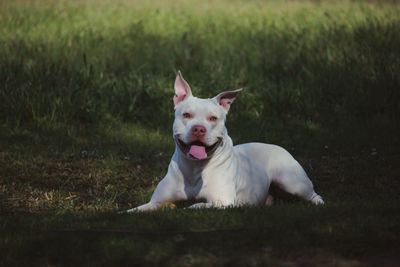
[1, 0, 400, 266]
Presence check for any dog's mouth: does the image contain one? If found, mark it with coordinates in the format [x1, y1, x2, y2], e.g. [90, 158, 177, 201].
[174, 137, 223, 160]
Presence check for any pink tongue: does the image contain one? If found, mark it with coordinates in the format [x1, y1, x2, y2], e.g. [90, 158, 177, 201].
[188, 145, 207, 160]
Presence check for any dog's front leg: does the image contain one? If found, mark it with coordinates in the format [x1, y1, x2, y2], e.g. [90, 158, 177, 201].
[187, 199, 234, 209]
[187, 203, 223, 209]
[186, 183, 237, 209]
[122, 173, 185, 213]
[124, 202, 162, 212]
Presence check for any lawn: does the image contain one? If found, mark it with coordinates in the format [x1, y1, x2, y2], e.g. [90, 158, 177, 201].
[1, 0, 399, 266]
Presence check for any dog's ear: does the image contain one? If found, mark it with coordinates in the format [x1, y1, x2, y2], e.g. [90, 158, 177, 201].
[214, 88, 242, 112]
[174, 71, 192, 107]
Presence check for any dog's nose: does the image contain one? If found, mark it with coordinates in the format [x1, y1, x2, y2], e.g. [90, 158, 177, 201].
[192, 125, 206, 137]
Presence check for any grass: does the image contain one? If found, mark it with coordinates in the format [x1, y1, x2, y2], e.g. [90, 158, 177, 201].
[1, 0, 400, 266]
[2, 202, 400, 265]
[1, 0, 399, 150]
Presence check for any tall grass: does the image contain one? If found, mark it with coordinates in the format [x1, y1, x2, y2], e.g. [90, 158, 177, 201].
[0, 0, 399, 150]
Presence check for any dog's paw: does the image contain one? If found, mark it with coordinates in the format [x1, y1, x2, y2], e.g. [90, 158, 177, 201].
[311, 195, 325, 205]
[160, 202, 177, 210]
[119, 202, 177, 213]
[118, 207, 138, 213]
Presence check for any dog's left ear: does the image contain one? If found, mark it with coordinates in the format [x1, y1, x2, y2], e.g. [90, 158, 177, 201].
[213, 88, 243, 112]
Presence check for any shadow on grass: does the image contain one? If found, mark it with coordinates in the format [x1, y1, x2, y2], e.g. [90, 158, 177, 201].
[1, 203, 399, 266]
[0, 121, 174, 157]
[1, 14, 399, 154]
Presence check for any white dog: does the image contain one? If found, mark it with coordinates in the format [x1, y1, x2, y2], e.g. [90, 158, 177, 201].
[126, 71, 324, 212]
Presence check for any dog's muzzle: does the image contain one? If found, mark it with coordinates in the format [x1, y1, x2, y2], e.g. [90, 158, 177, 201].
[174, 136, 223, 160]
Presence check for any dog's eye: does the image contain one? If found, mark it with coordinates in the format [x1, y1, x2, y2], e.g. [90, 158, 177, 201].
[208, 116, 218, 122]
[182, 112, 192, 119]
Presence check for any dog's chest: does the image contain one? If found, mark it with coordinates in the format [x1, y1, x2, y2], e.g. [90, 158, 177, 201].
[180, 166, 227, 201]
[179, 163, 204, 197]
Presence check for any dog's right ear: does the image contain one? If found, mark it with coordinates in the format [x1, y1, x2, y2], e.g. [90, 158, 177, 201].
[174, 71, 192, 107]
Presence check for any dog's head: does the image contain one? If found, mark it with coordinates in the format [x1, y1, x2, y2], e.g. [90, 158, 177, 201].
[172, 71, 242, 160]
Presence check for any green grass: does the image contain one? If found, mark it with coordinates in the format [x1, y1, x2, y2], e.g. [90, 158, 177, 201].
[2, 202, 400, 266]
[1, 0, 399, 150]
[1, 0, 400, 266]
